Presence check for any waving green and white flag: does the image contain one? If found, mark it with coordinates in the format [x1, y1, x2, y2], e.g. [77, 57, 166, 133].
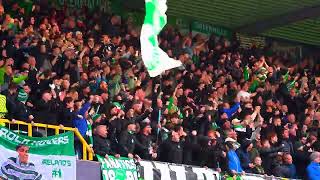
[140, 0, 182, 77]
[0, 127, 76, 180]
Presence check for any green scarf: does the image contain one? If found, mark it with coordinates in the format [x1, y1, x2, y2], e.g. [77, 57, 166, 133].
[0, 67, 6, 85]
[243, 66, 250, 81]
[12, 74, 28, 84]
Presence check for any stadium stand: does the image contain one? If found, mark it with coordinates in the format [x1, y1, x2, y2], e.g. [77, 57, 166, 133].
[0, 0, 320, 179]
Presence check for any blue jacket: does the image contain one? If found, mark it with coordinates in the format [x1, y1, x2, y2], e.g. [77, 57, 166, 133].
[287, 164, 297, 179]
[223, 102, 240, 119]
[73, 102, 91, 137]
[236, 148, 251, 171]
[307, 162, 320, 180]
[228, 150, 243, 173]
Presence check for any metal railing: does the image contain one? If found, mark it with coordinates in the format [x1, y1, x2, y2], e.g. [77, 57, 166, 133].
[0, 119, 93, 161]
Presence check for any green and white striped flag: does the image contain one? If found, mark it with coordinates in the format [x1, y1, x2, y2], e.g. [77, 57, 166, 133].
[140, 0, 182, 77]
[0, 126, 76, 180]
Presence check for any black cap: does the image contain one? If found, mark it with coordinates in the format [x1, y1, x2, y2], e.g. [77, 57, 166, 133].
[241, 139, 252, 149]
[140, 122, 150, 130]
[126, 119, 135, 127]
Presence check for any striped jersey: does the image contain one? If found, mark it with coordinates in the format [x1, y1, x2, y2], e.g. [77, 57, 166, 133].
[0, 157, 42, 180]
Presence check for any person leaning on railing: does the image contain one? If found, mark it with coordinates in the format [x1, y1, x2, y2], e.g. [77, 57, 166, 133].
[93, 124, 120, 159]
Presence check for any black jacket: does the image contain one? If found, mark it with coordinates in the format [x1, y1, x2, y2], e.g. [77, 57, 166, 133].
[158, 139, 183, 164]
[294, 149, 310, 178]
[182, 135, 200, 165]
[199, 138, 226, 170]
[273, 164, 296, 178]
[33, 99, 60, 125]
[59, 108, 77, 127]
[259, 145, 284, 175]
[135, 133, 153, 160]
[118, 131, 141, 157]
[4, 91, 17, 120]
[93, 135, 117, 157]
[107, 118, 124, 142]
[281, 138, 294, 155]
[12, 101, 32, 122]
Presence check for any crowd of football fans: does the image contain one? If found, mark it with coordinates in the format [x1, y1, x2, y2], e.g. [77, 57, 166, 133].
[1, 1, 320, 179]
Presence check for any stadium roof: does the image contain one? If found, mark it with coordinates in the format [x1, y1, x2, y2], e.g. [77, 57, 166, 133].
[167, 0, 320, 46]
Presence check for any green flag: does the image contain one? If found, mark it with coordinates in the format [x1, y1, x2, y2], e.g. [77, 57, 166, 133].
[249, 79, 259, 93]
[97, 155, 138, 180]
[140, 0, 182, 77]
[287, 80, 296, 90]
[243, 66, 250, 81]
[86, 120, 93, 147]
[0, 126, 76, 179]
[283, 71, 289, 82]
[167, 96, 174, 111]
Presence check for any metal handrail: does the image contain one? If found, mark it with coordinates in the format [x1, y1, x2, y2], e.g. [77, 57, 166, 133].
[0, 119, 93, 160]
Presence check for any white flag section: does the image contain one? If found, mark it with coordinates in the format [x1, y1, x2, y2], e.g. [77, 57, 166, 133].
[139, 160, 220, 180]
[140, 0, 182, 77]
[0, 127, 76, 180]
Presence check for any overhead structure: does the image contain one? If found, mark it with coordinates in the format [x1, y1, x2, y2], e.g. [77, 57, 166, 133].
[167, 0, 320, 46]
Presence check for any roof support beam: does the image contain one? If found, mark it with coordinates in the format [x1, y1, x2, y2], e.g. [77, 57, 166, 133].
[236, 5, 320, 34]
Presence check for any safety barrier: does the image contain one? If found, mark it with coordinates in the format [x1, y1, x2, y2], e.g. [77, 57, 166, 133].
[137, 160, 301, 180]
[95, 155, 301, 180]
[223, 173, 301, 180]
[0, 119, 93, 160]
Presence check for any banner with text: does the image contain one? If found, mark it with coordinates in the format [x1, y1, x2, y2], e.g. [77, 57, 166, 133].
[97, 155, 138, 180]
[191, 21, 232, 39]
[55, 0, 110, 13]
[0, 126, 76, 180]
[138, 160, 220, 180]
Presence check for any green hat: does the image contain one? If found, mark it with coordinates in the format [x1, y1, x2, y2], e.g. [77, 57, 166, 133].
[92, 114, 101, 122]
[112, 102, 124, 110]
[17, 89, 28, 103]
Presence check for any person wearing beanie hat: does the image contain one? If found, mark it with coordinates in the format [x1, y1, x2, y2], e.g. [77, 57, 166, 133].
[17, 88, 28, 104]
[92, 114, 102, 122]
[118, 119, 138, 159]
[139, 122, 150, 131]
[12, 85, 34, 122]
[136, 122, 156, 160]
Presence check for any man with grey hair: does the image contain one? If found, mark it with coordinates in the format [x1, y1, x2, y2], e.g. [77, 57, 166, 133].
[307, 151, 320, 180]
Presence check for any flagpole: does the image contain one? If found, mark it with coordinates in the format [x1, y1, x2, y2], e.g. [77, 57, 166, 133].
[156, 74, 162, 145]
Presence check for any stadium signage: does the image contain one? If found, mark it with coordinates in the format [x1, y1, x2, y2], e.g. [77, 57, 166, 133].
[191, 21, 232, 39]
[0, 127, 70, 146]
[97, 155, 138, 180]
[57, 0, 110, 12]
